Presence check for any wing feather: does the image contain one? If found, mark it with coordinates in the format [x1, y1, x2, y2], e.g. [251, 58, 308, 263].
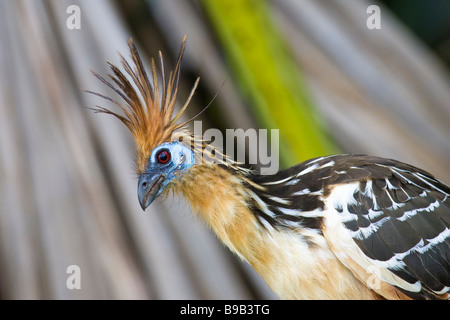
[322, 155, 450, 299]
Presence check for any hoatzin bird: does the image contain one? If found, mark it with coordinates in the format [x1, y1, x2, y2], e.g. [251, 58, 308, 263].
[87, 37, 450, 300]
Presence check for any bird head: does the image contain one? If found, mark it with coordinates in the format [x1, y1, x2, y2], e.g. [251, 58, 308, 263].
[137, 140, 195, 210]
[87, 36, 203, 211]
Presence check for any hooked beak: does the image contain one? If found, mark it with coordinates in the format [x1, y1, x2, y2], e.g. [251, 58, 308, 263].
[138, 174, 166, 211]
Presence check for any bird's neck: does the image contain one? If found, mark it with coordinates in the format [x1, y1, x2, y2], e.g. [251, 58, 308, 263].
[174, 164, 261, 260]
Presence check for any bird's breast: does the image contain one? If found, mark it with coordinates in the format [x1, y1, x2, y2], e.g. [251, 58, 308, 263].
[244, 228, 380, 299]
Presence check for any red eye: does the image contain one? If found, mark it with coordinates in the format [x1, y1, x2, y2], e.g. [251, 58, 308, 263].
[157, 150, 171, 164]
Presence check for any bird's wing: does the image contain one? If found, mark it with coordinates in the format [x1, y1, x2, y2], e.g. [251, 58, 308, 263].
[321, 155, 450, 300]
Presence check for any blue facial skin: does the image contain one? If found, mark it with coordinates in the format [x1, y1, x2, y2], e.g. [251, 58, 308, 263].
[138, 141, 195, 211]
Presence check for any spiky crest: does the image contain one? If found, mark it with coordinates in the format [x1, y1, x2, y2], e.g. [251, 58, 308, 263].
[86, 36, 199, 173]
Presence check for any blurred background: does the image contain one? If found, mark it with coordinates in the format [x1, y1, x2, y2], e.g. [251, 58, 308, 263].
[0, 0, 449, 299]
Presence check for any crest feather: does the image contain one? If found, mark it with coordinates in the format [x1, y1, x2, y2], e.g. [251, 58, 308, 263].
[87, 36, 199, 173]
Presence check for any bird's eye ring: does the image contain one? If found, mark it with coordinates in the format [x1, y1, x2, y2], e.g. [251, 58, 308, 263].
[157, 150, 171, 164]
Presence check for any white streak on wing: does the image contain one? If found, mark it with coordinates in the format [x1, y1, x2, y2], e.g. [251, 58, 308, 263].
[268, 195, 291, 205]
[418, 227, 450, 253]
[370, 228, 450, 271]
[363, 180, 373, 196]
[277, 207, 323, 218]
[413, 172, 450, 196]
[284, 178, 300, 186]
[292, 189, 322, 197]
[398, 200, 440, 221]
[415, 171, 438, 182]
[279, 219, 301, 228]
[390, 168, 418, 185]
[277, 207, 299, 217]
[367, 209, 385, 221]
[377, 243, 421, 270]
[317, 160, 335, 169]
[262, 176, 293, 185]
[292, 188, 310, 196]
[257, 216, 275, 232]
[364, 180, 380, 210]
[433, 286, 450, 295]
[397, 188, 412, 202]
[306, 156, 324, 165]
[385, 178, 398, 190]
[297, 163, 319, 177]
[250, 191, 276, 218]
[352, 217, 390, 240]
[337, 208, 385, 229]
[389, 201, 405, 210]
[390, 167, 429, 193]
[382, 187, 403, 210]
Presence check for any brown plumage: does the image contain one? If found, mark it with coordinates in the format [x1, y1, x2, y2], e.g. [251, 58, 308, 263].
[89, 37, 450, 300]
